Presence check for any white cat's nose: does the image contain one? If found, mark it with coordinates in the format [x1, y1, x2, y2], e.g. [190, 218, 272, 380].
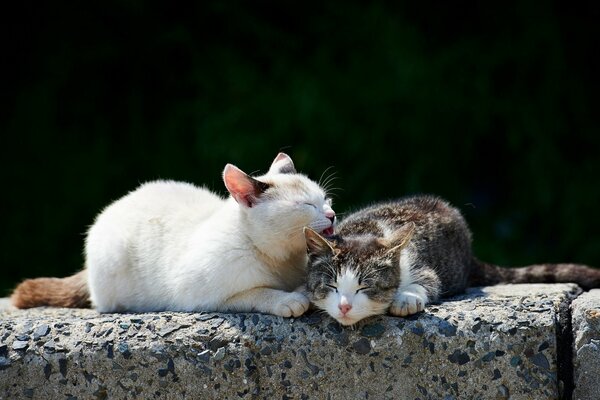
[326, 210, 335, 224]
[324, 205, 335, 223]
[323, 203, 335, 223]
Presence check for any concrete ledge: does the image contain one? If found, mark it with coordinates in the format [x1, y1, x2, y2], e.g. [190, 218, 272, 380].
[571, 289, 600, 400]
[0, 284, 581, 399]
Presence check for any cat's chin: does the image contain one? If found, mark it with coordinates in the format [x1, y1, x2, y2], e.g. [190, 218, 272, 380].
[336, 316, 359, 326]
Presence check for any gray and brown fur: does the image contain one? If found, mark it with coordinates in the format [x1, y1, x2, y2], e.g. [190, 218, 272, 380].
[307, 195, 599, 307]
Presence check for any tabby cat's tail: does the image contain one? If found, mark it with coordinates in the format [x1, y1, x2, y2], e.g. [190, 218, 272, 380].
[10, 270, 91, 309]
[468, 259, 600, 290]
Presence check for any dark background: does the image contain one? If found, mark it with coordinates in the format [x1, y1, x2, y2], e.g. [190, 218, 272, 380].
[2, 2, 599, 295]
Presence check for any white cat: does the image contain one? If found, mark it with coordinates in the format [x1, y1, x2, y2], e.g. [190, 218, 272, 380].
[11, 153, 335, 317]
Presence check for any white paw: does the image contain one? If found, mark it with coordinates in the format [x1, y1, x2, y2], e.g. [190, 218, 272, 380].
[272, 292, 310, 318]
[390, 285, 427, 317]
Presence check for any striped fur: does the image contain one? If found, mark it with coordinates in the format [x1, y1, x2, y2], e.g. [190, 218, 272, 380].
[306, 195, 599, 325]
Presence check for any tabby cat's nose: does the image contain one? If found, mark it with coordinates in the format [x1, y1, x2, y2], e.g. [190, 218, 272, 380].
[339, 303, 352, 315]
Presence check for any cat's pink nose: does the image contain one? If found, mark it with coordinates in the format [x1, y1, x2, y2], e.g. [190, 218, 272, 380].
[325, 210, 336, 223]
[339, 303, 352, 315]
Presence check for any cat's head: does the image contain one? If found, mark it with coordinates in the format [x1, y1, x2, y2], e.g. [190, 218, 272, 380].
[304, 224, 414, 326]
[222, 153, 335, 258]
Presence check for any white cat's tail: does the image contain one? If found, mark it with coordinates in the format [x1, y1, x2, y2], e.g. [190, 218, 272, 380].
[10, 270, 90, 309]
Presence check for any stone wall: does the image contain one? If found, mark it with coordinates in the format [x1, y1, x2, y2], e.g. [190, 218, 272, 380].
[571, 289, 600, 400]
[0, 284, 597, 399]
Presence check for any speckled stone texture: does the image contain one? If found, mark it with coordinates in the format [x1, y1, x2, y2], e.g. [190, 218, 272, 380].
[0, 284, 580, 400]
[571, 289, 600, 400]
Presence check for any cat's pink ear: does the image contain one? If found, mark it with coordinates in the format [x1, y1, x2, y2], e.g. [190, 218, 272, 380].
[304, 227, 337, 257]
[223, 164, 270, 208]
[268, 152, 296, 175]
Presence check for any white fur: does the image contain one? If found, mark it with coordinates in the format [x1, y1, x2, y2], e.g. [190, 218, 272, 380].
[390, 249, 428, 316]
[315, 248, 429, 325]
[86, 156, 334, 316]
[398, 249, 414, 291]
[389, 284, 428, 317]
[314, 268, 388, 326]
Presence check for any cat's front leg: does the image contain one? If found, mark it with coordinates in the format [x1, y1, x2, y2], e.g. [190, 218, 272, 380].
[223, 287, 309, 317]
[272, 290, 310, 317]
[390, 284, 429, 317]
[390, 264, 441, 317]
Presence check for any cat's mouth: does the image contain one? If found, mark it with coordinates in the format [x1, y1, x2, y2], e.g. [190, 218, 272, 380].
[321, 227, 334, 236]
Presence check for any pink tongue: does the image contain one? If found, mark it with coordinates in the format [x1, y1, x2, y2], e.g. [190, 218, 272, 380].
[322, 227, 334, 236]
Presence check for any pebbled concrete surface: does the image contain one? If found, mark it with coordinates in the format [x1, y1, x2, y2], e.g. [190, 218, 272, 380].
[571, 289, 600, 400]
[0, 284, 580, 400]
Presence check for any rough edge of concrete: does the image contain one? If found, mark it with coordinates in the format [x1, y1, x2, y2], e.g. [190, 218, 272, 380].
[556, 285, 582, 400]
[571, 289, 600, 400]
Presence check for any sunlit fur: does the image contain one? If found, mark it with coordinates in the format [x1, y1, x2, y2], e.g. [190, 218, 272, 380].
[306, 233, 401, 326]
[307, 195, 600, 326]
[312, 267, 390, 326]
[85, 153, 335, 315]
[305, 196, 463, 326]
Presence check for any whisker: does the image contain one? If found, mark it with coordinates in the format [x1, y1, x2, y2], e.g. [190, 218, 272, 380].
[324, 186, 343, 193]
[322, 176, 338, 189]
[322, 176, 340, 193]
[327, 191, 342, 200]
[321, 172, 340, 196]
[318, 166, 336, 188]
[326, 176, 338, 185]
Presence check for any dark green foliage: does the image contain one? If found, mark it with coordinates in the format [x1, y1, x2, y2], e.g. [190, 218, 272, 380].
[1, 2, 598, 294]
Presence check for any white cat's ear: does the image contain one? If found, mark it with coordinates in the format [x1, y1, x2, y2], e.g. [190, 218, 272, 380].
[268, 152, 296, 175]
[223, 164, 270, 208]
[384, 222, 415, 254]
[304, 227, 337, 257]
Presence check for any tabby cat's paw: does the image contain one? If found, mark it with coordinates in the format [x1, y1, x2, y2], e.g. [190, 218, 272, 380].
[272, 292, 309, 318]
[390, 285, 427, 317]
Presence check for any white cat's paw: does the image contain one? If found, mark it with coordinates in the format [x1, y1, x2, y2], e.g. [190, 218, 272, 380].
[390, 286, 427, 317]
[272, 292, 310, 318]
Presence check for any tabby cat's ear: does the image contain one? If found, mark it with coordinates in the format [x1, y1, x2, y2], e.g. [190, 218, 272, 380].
[384, 222, 415, 255]
[304, 227, 336, 257]
[223, 164, 270, 208]
[268, 152, 296, 175]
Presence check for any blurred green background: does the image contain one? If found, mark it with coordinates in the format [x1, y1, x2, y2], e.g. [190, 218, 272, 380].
[2, 2, 599, 295]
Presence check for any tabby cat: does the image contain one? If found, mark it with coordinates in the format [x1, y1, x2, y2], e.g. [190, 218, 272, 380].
[305, 195, 599, 325]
